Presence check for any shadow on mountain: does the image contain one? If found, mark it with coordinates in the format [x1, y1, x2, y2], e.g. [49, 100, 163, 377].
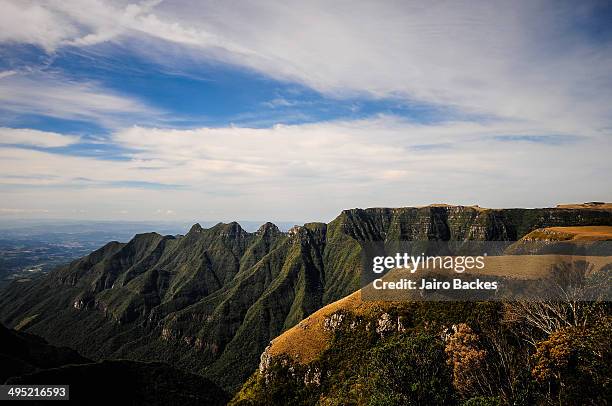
[1, 324, 229, 405]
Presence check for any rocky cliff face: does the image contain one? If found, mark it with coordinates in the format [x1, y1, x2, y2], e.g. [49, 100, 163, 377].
[338, 205, 612, 241]
[1, 205, 611, 391]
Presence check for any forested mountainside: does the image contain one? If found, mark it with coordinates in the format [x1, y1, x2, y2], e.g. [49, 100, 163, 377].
[1, 205, 611, 392]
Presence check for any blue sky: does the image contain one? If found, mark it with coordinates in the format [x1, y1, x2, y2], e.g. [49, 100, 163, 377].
[0, 0, 611, 223]
[1, 41, 455, 133]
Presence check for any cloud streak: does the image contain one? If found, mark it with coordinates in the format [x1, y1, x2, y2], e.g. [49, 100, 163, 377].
[0, 127, 79, 147]
[0, 70, 162, 127]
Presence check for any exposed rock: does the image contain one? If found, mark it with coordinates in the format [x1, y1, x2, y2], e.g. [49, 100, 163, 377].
[376, 312, 395, 336]
[259, 342, 273, 375]
[323, 312, 346, 332]
[304, 366, 322, 387]
[397, 315, 408, 332]
[288, 225, 302, 237]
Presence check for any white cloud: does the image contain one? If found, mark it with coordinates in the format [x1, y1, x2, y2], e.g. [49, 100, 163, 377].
[0, 71, 17, 79]
[0, 1, 78, 52]
[0, 127, 79, 147]
[0, 0, 252, 56]
[156, 209, 176, 216]
[0, 71, 161, 127]
[0, 208, 50, 214]
[1, 118, 610, 220]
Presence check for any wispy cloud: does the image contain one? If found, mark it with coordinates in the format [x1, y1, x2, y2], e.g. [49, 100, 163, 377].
[0, 127, 79, 147]
[0, 0, 252, 56]
[0, 1, 78, 52]
[492, 135, 578, 145]
[0, 71, 162, 127]
[0, 208, 50, 214]
[0, 70, 17, 79]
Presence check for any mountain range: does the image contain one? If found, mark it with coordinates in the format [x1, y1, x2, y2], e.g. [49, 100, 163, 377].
[1, 204, 611, 394]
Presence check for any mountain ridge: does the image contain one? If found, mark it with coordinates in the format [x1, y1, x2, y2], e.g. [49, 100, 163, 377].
[1, 204, 611, 392]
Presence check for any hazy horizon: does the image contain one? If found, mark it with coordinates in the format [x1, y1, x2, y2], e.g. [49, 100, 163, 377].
[0, 218, 302, 233]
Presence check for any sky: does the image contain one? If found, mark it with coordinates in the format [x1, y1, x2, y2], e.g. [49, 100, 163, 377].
[0, 0, 611, 223]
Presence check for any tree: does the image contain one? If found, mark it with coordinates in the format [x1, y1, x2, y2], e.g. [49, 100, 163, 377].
[363, 332, 455, 405]
[504, 261, 609, 346]
[445, 323, 491, 399]
[532, 318, 611, 405]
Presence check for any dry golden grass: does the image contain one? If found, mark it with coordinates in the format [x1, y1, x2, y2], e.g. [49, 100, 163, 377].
[267, 291, 357, 363]
[556, 203, 612, 209]
[417, 204, 488, 211]
[517, 226, 612, 242]
[268, 291, 396, 363]
[545, 226, 612, 240]
[474, 254, 611, 278]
